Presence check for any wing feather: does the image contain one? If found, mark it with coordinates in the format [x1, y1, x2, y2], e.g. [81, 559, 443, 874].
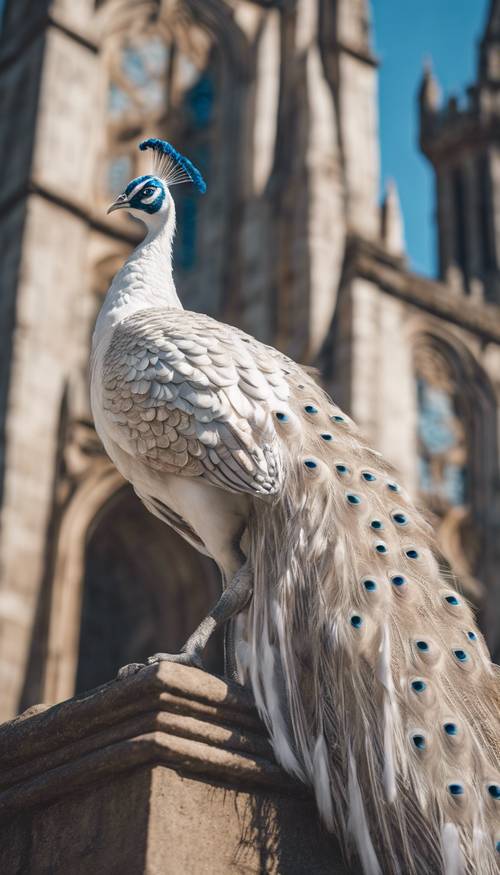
[102, 308, 294, 496]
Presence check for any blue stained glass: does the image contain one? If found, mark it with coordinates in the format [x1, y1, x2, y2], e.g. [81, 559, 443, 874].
[187, 74, 215, 128]
[107, 155, 133, 195]
[108, 84, 132, 118]
[178, 194, 198, 270]
[416, 377, 467, 507]
[443, 464, 466, 507]
[121, 39, 169, 104]
[175, 144, 210, 271]
[418, 381, 456, 454]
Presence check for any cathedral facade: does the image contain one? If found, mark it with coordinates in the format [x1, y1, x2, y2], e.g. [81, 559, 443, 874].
[0, 0, 499, 721]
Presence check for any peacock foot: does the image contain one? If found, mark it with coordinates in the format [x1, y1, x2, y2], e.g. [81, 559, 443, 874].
[116, 662, 146, 680]
[146, 649, 204, 670]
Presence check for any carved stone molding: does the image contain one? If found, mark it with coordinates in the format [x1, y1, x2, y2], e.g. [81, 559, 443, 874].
[0, 663, 347, 874]
[42, 452, 124, 706]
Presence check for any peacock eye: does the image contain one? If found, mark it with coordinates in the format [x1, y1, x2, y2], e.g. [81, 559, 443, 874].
[142, 187, 155, 197]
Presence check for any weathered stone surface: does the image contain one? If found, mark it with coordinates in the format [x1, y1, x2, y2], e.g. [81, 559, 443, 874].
[0, 663, 348, 874]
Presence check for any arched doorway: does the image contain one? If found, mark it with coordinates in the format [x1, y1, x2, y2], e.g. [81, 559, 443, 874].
[75, 485, 223, 693]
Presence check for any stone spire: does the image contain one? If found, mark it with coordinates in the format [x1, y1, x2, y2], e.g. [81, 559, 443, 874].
[418, 59, 441, 129]
[380, 179, 405, 257]
[479, 0, 500, 81]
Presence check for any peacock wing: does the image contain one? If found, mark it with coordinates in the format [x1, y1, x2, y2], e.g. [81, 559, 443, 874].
[101, 308, 289, 496]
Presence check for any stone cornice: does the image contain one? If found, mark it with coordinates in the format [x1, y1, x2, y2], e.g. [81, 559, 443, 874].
[0, 663, 296, 820]
[0, 182, 140, 246]
[0, 12, 97, 75]
[347, 236, 500, 345]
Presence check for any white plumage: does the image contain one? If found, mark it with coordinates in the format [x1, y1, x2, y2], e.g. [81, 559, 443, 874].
[91, 142, 500, 875]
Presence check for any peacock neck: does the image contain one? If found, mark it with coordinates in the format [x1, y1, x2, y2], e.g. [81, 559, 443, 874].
[93, 209, 180, 348]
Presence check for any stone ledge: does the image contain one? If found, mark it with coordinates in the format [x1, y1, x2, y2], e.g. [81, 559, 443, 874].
[348, 234, 500, 344]
[0, 663, 295, 815]
[0, 664, 348, 874]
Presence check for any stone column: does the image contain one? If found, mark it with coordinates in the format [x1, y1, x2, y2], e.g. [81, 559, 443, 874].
[0, 663, 348, 875]
[0, 0, 102, 720]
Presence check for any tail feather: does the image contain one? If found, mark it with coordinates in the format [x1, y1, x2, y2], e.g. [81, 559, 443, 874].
[241, 378, 500, 874]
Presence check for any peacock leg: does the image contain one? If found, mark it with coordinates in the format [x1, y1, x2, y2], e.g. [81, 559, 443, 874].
[116, 564, 252, 680]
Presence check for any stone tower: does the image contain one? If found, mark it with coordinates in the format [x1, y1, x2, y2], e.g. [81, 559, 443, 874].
[0, 0, 381, 720]
[419, 0, 500, 302]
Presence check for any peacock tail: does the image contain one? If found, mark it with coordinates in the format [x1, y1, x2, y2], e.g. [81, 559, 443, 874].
[240, 374, 500, 875]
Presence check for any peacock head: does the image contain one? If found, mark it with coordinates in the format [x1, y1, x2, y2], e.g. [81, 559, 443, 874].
[107, 138, 206, 227]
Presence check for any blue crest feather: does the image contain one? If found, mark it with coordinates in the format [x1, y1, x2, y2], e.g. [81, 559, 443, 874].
[139, 138, 207, 193]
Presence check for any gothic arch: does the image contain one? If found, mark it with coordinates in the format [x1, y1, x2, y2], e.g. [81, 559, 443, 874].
[43, 461, 123, 704]
[408, 320, 498, 603]
[43, 460, 222, 704]
[96, 0, 252, 79]
[76, 483, 222, 694]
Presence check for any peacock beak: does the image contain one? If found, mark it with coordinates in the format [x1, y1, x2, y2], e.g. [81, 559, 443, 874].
[107, 194, 129, 214]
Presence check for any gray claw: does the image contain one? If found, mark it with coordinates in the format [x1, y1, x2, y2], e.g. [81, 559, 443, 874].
[116, 662, 146, 680]
[146, 651, 204, 669]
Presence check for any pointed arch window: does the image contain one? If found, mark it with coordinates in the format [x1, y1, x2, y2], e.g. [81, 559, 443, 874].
[101, 8, 218, 272]
[414, 346, 468, 514]
[103, 28, 172, 199]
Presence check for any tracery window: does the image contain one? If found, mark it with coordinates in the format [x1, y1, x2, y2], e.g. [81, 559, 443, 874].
[415, 347, 468, 515]
[104, 30, 172, 198]
[101, 12, 216, 271]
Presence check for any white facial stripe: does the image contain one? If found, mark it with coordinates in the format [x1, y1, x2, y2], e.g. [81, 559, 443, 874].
[141, 190, 161, 204]
[127, 179, 152, 199]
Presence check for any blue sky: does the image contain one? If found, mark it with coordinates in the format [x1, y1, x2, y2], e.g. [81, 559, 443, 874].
[372, 0, 490, 276]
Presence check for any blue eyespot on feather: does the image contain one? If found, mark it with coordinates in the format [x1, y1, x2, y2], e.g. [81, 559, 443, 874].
[304, 404, 318, 414]
[335, 464, 349, 475]
[392, 512, 408, 526]
[370, 519, 383, 531]
[496, 840, 500, 854]
[346, 493, 361, 506]
[350, 615, 363, 629]
[391, 574, 406, 588]
[405, 548, 419, 560]
[139, 139, 207, 193]
[363, 578, 377, 592]
[331, 414, 346, 423]
[375, 541, 388, 554]
[416, 640, 429, 652]
[448, 783, 464, 797]
[321, 432, 333, 441]
[444, 722, 458, 736]
[453, 649, 469, 663]
[411, 679, 427, 693]
[488, 784, 500, 800]
[304, 459, 317, 469]
[445, 594, 460, 606]
[467, 631, 477, 641]
[387, 481, 401, 493]
[275, 411, 288, 422]
[412, 733, 426, 751]
[362, 471, 376, 482]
